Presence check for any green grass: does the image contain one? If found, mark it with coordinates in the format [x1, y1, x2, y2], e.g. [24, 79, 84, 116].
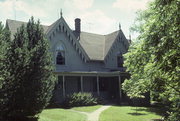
[39, 108, 86, 121]
[72, 105, 102, 112]
[99, 106, 163, 121]
[38, 106, 163, 121]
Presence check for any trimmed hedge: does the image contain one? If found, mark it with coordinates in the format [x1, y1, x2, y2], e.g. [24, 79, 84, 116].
[63, 92, 98, 107]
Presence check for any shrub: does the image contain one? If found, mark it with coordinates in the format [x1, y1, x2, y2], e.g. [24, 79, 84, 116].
[63, 92, 98, 107]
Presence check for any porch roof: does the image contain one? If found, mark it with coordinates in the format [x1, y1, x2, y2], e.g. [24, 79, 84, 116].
[54, 71, 129, 77]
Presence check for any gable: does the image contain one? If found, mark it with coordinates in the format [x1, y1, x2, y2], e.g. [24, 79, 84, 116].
[104, 30, 129, 62]
[104, 31, 120, 58]
[46, 17, 90, 63]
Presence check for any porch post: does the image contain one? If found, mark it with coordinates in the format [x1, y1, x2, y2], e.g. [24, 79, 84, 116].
[62, 76, 65, 97]
[80, 76, 83, 92]
[97, 76, 100, 96]
[118, 75, 122, 100]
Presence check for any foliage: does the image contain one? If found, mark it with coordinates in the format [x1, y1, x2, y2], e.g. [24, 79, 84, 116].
[122, 0, 180, 120]
[0, 17, 56, 119]
[63, 92, 98, 107]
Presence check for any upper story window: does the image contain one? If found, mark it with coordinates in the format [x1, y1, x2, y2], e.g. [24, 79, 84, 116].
[117, 54, 124, 67]
[56, 44, 65, 65]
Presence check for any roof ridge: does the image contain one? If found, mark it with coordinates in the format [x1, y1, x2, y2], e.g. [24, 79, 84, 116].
[6, 19, 49, 27]
[80, 31, 105, 36]
[79, 30, 120, 36]
[105, 30, 120, 36]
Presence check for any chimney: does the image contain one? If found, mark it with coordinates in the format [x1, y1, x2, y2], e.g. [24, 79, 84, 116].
[75, 18, 81, 33]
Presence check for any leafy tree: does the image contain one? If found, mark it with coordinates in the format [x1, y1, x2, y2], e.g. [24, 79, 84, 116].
[0, 17, 56, 120]
[122, 0, 180, 120]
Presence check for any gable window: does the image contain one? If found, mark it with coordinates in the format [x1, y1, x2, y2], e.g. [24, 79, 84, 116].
[56, 45, 65, 65]
[117, 54, 123, 67]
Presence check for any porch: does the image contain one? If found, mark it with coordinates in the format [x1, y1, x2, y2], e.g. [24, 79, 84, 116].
[53, 71, 130, 103]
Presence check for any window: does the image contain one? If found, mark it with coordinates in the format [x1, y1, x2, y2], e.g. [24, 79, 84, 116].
[56, 45, 65, 65]
[117, 54, 123, 67]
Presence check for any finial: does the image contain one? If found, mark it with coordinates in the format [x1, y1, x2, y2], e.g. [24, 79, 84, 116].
[119, 22, 121, 30]
[129, 34, 131, 40]
[60, 9, 63, 18]
[129, 34, 132, 43]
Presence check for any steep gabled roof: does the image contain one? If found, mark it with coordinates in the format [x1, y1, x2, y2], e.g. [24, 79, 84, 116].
[6, 18, 129, 62]
[6, 19, 49, 39]
[79, 30, 121, 61]
[79, 32, 105, 60]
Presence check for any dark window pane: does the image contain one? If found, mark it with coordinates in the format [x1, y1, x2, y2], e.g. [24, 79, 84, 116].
[117, 55, 123, 67]
[56, 51, 65, 65]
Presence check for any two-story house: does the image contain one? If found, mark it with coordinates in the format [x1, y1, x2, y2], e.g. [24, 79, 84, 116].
[6, 13, 131, 104]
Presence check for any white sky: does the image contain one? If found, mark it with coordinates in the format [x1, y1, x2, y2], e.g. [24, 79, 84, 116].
[0, 0, 152, 40]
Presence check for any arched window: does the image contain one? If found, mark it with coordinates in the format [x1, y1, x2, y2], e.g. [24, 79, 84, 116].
[56, 44, 65, 65]
[117, 53, 123, 67]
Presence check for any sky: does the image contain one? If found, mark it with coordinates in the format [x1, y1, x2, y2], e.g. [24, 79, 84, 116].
[0, 0, 152, 39]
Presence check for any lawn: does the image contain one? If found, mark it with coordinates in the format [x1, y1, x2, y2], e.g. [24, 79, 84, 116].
[38, 105, 163, 121]
[99, 106, 163, 121]
[72, 105, 102, 112]
[38, 108, 87, 121]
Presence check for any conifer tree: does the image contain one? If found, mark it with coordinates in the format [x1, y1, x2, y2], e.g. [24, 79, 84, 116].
[1, 17, 56, 120]
[0, 22, 11, 120]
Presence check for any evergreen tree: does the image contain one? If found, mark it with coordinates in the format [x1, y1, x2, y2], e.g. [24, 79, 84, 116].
[122, 0, 180, 120]
[1, 17, 56, 120]
[0, 22, 11, 120]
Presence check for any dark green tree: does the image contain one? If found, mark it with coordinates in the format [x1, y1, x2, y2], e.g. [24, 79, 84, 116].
[0, 17, 56, 120]
[122, 0, 180, 120]
[0, 22, 11, 120]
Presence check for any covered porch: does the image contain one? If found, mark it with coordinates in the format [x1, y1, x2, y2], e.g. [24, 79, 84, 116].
[54, 71, 129, 103]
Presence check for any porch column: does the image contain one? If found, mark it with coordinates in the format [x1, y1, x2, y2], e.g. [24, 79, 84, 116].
[62, 76, 65, 97]
[80, 76, 83, 92]
[118, 76, 122, 99]
[97, 76, 100, 96]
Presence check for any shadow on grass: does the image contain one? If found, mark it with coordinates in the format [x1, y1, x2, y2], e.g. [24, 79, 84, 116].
[150, 119, 163, 121]
[131, 108, 146, 112]
[0, 117, 38, 121]
[127, 112, 147, 115]
[130, 106, 166, 116]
